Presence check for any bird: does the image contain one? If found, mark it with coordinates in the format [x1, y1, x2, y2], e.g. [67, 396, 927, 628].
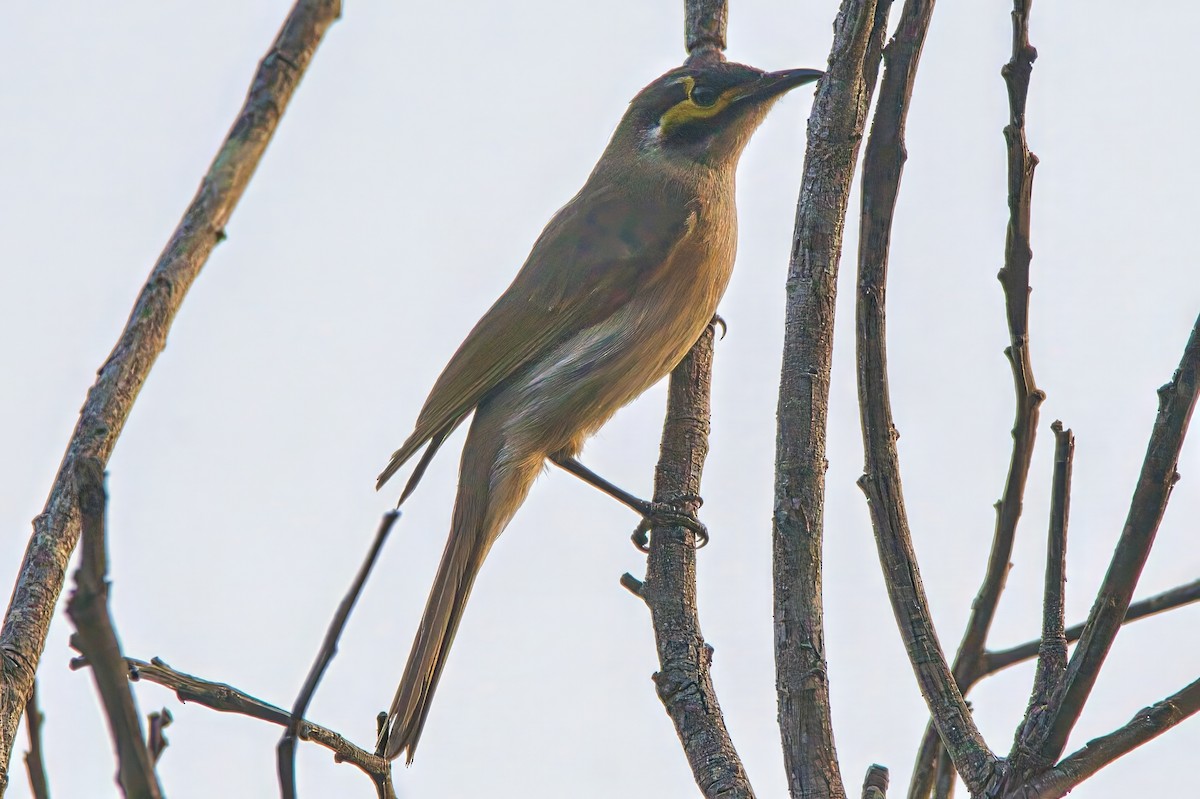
[375, 58, 822, 763]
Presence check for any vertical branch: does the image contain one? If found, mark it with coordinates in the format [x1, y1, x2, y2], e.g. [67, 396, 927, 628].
[626, 9, 754, 797]
[64, 459, 162, 799]
[1034, 313, 1200, 764]
[772, 1, 890, 796]
[908, 2, 1041, 793]
[854, 0, 999, 794]
[640, 325, 755, 799]
[684, 0, 728, 62]
[0, 1, 343, 782]
[22, 683, 49, 799]
[1029, 423, 1072, 708]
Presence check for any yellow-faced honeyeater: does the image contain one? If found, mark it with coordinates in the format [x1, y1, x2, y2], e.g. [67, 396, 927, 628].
[376, 60, 821, 763]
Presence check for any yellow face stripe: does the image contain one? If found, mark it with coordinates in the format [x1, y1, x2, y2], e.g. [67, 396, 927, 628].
[659, 76, 738, 133]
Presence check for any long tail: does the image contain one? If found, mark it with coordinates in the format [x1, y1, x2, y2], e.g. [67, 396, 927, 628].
[380, 410, 539, 763]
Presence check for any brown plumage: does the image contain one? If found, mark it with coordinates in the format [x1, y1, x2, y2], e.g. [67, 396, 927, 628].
[376, 60, 821, 763]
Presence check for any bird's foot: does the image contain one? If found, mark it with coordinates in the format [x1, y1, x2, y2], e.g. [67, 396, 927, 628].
[710, 314, 727, 340]
[631, 494, 708, 552]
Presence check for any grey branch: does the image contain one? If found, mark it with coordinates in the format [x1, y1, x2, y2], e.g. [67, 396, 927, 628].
[0, 0, 343, 785]
[92, 656, 396, 798]
[280, 511, 399, 799]
[855, 0, 998, 794]
[1035, 312, 1200, 764]
[771, 1, 891, 796]
[908, 0, 1042, 792]
[1019, 678, 1200, 799]
[984, 578, 1200, 674]
[22, 682, 49, 799]
[64, 459, 162, 799]
[638, 324, 755, 799]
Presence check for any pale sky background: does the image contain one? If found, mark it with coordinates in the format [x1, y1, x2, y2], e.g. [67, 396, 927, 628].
[2, 2, 1198, 797]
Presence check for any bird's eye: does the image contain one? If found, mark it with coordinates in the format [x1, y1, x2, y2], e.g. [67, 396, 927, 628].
[690, 85, 718, 107]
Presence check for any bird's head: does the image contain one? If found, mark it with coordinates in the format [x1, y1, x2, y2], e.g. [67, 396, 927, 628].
[603, 61, 822, 173]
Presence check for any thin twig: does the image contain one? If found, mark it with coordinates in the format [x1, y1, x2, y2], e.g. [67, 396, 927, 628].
[908, 1, 1041, 793]
[984, 577, 1200, 674]
[146, 710, 172, 765]
[854, 0, 999, 793]
[0, 0, 343, 781]
[1034, 313, 1200, 764]
[772, 1, 890, 796]
[64, 459, 162, 799]
[88, 656, 396, 798]
[639, 325, 755, 799]
[279, 511, 399, 799]
[22, 681, 49, 799]
[1017, 678, 1200, 799]
[1009, 423, 1073, 779]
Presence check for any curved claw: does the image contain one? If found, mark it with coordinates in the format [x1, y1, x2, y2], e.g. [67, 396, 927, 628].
[710, 314, 728, 340]
[631, 497, 709, 551]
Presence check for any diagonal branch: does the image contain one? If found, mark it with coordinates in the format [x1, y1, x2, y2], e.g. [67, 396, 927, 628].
[1034, 312, 1200, 763]
[64, 459, 162, 799]
[908, 1, 1041, 792]
[89, 656, 396, 798]
[280, 511, 398, 799]
[854, 0, 998, 794]
[772, 1, 892, 796]
[983, 577, 1200, 674]
[0, 1, 343, 784]
[1018, 677, 1200, 799]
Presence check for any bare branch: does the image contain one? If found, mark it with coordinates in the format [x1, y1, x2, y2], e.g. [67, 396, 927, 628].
[854, 0, 999, 793]
[772, 1, 891, 796]
[93, 656, 396, 798]
[1034, 313, 1200, 763]
[1030, 425, 1073, 700]
[984, 578, 1200, 674]
[1018, 678, 1200, 799]
[64, 459, 162, 799]
[909, 0, 1041, 791]
[1009, 423, 1073, 777]
[146, 710, 171, 765]
[22, 682, 49, 799]
[0, 0, 343, 779]
[280, 511, 398, 799]
[638, 324, 755, 799]
[862, 764, 890, 799]
[684, 0, 727, 63]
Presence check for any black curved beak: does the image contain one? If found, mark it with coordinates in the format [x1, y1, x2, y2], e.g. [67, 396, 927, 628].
[740, 68, 824, 103]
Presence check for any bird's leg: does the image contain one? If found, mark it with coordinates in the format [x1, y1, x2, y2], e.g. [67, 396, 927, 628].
[548, 453, 708, 551]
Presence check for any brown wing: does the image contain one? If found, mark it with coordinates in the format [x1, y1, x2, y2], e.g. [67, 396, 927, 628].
[377, 180, 695, 491]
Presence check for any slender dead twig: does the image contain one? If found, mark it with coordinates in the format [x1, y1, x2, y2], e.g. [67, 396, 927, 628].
[684, 0, 727, 61]
[908, 2, 1041, 793]
[95, 656, 396, 797]
[772, 1, 891, 796]
[280, 511, 399, 799]
[64, 459, 162, 799]
[984, 578, 1200, 674]
[146, 710, 171, 765]
[0, 1, 343, 782]
[855, 0, 999, 793]
[1009, 423, 1073, 780]
[1019, 678, 1200, 799]
[637, 324, 755, 799]
[22, 682, 49, 799]
[1033, 313, 1200, 765]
